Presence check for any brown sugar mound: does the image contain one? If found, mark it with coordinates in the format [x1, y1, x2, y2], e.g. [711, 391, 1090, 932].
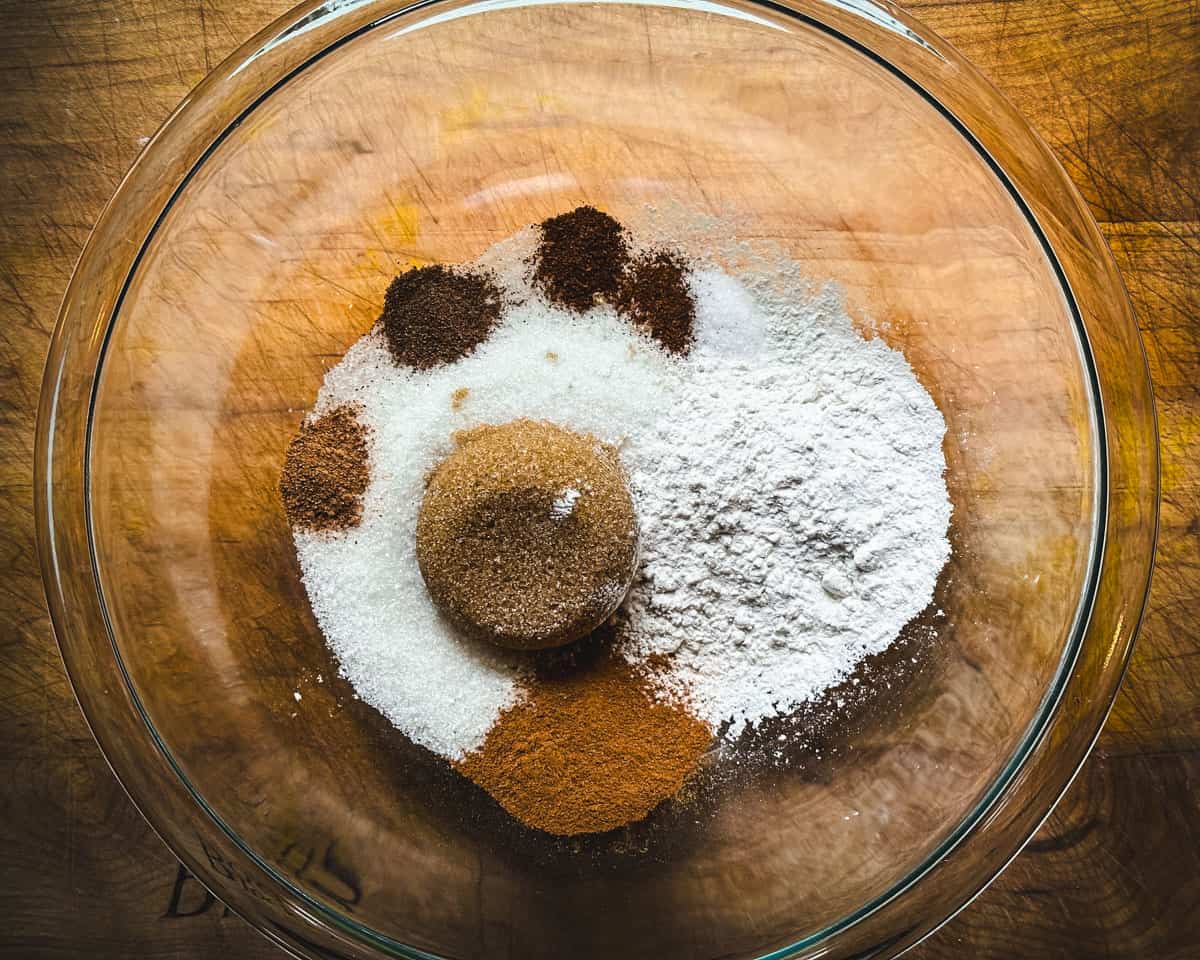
[379, 264, 502, 369]
[415, 419, 639, 651]
[280, 405, 370, 532]
[617, 249, 696, 355]
[532, 206, 629, 312]
[456, 655, 711, 835]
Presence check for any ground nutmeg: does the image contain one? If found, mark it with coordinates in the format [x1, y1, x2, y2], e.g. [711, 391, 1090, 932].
[280, 405, 370, 532]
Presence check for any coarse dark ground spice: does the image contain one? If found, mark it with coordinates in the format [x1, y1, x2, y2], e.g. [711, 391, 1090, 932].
[456, 654, 712, 836]
[379, 264, 502, 369]
[280, 405, 370, 532]
[532, 206, 629, 312]
[617, 249, 696, 354]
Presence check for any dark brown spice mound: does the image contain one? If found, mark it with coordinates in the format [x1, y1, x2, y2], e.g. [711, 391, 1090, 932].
[379, 264, 502, 369]
[617, 250, 696, 354]
[280, 405, 370, 532]
[532, 206, 629, 312]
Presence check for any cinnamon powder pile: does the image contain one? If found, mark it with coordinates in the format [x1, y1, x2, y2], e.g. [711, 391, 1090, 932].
[457, 655, 711, 835]
[280, 405, 370, 532]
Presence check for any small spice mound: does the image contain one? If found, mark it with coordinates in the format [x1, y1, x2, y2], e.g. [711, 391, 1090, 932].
[416, 419, 639, 651]
[456, 655, 711, 835]
[280, 405, 370, 532]
[617, 250, 696, 354]
[532, 206, 629, 312]
[379, 264, 502, 369]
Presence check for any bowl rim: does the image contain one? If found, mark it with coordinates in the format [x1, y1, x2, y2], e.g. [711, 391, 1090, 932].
[35, 1, 1159, 958]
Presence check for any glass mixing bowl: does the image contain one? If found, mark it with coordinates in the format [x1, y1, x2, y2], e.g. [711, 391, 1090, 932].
[36, 1, 1157, 957]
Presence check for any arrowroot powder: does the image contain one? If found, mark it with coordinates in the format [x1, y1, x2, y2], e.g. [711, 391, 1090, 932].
[289, 215, 950, 768]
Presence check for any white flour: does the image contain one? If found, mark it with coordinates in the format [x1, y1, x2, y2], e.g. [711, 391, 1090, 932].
[619, 274, 950, 737]
[293, 225, 951, 759]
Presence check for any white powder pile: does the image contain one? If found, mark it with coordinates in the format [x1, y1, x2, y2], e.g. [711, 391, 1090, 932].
[618, 275, 950, 738]
[292, 223, 950, 760]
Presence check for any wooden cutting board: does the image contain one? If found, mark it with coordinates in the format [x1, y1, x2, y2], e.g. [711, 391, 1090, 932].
[0, 0, 1196, 957]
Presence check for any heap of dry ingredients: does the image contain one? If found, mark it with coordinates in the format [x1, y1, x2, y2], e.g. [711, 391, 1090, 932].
[282, 205, 952, 837]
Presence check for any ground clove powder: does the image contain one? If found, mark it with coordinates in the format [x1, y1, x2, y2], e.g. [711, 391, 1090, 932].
[379, 264, 502, 369]
[617, 249, 696, 354]
[532, 206, 629, 312]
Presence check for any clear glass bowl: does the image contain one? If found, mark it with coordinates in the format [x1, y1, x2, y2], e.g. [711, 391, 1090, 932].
[36, 1, 1157, 958]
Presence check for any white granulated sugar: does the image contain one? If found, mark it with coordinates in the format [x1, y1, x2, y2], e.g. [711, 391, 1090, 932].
[687, 265, 767, 362]
[293, 221, 950, 760]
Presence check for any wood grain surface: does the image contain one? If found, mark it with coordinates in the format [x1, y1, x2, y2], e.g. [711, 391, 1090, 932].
[0, 1, 1196, 958]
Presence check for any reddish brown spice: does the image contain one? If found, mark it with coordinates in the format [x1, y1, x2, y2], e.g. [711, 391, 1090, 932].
[532, 206, 629, 312]
[617, 249, 696, 354]
[379, 265, 502, 369]
[456, 655, 711, 835]
[279, 405, 370, 532]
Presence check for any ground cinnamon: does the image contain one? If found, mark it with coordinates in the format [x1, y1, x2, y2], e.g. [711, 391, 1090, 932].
[456, 654, 711, 835]
[280, 405, 370, 532]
